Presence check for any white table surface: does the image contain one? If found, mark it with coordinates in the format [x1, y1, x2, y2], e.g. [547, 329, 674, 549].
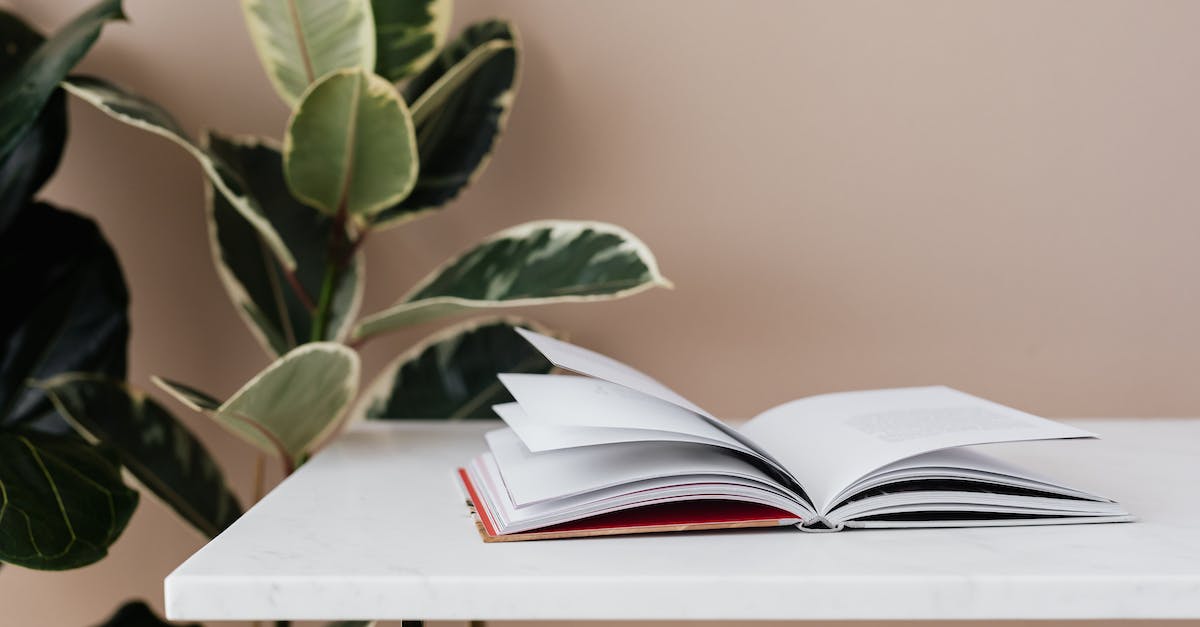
[164, 418, 1200, 622]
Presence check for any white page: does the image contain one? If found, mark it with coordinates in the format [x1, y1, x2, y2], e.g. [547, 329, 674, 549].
[470, 454, 806, 533]
[498, 374, 747, 451]
[841, 447, 1104, 500]
[514, 328, 712, 417]
[493, 402, 745, 453]
[739, 386, 1094, 512]
[512, 330, 789, 471]
[485, 428, 796, 507]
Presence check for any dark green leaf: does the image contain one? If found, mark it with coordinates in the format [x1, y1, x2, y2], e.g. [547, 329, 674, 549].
[0, 89, 67, 236]
[370, 20, 518, 229]
[0, 12, 68, 236]
[0, 11, 45, 80]
[206, 133, 363, 355]
[39, 374, 242, 539]
[0, 0, 124, 157]
[61, 75, 298, 270]
[0, 431, 137, 570]
[352, 220, 670, 341]
[355, 317, 553, 420]
[372, 0, 451, 82]
[93, 600, 198, 627]
[0, 203, 128, 434]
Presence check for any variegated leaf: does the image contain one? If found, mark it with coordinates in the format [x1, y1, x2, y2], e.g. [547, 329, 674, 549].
[153, 343, 359, 467]
[39, 374, 242, 539]
[206, 132, 363, 356]
[371, 20, 518, 229]
[352, 317, 553, 421]
[242, 0, 376, 105]
[284, 68, 418, 220]
[372, 0, 452, 82]
[352, 220, 670, 341]
[62, 75, 297, 269]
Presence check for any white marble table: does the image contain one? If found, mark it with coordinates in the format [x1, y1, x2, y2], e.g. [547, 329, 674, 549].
[164, 419, 1200, 622]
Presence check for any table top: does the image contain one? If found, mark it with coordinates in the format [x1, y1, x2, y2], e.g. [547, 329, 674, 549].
[164, 418, 1200, 622]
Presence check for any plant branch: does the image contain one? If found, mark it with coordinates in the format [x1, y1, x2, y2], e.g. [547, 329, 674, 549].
[310, 261, 337, 342]
[283, 269, 316, 311]
[309, 208, 348, 342]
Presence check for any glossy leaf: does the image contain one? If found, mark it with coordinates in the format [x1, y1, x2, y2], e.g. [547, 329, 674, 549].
[352, 220, 670, 341]
[0, 203, 128, 435]
[61, 75, 298, 270]
[353, 317, 553, 422]
[93, 600, 198, 627]
[0, 0, 123, 157]
[0, 13, 67, 236]
[371, 20, 518, 229]
[154, 343, 359, 465]
[0, 431, 137, 570]
[206, 132, 363, 356]
[0, 90, 66, 237]
[372, 0, 452, 82]
[39, 374, 242, 539]
[284, 68, 418, 220]
[242, 0, 376, 105]
[0, 10, 44, 73]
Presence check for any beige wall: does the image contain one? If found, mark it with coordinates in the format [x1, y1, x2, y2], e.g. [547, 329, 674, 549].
[3, 0, 1199, 625]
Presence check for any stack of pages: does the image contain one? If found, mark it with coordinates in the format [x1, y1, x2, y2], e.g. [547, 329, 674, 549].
[459, 330, 1131, 541]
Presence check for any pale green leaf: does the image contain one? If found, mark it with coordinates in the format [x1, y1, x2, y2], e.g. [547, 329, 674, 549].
[372, 0, 452, 82]
[352, 317, 553, 422]
[153, 343, 359, 465]
[206, 132, 364, 356]
[39, 374, 242, 539]
[351, 220, 671, 341]
[242, 0, 376, 105]
[284, 68, 418, 219]
[61, 75, 297, 269]
[371, 19, 518, 229]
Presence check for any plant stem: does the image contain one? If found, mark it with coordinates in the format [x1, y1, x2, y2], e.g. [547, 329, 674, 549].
[283, 268, 316, 311]
[309, 208, 348, 342]
[309, 260, 337, 342]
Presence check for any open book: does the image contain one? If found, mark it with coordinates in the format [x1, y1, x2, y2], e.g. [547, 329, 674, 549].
[458, 329, 1132, 541]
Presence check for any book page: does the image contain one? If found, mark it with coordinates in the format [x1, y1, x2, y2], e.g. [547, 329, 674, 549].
[514, 328, 712, 417]
[493, 401, 744, 453]
[499, 374, 744, 449]
[738, 386, 1094, 512]
[495, 375, 807, 496]
[485, 428, 795, 507]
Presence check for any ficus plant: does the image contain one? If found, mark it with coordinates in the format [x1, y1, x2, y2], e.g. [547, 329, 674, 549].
[1, 0, 667, 625]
